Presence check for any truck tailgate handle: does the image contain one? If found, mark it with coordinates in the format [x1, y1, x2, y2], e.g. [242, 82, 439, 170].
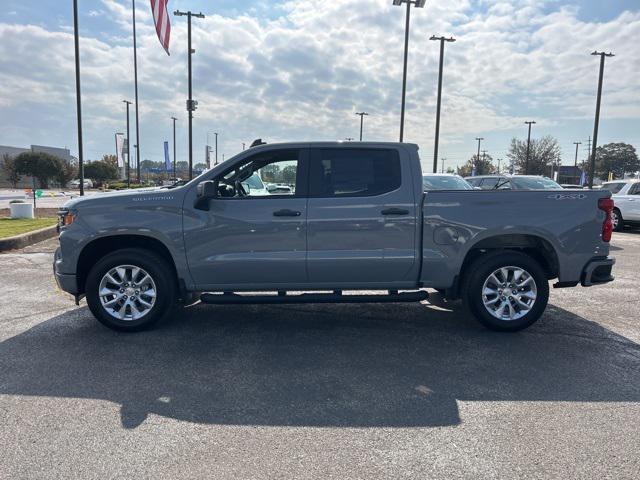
[273, 209, 302, 217]
[381, 207, 409, 216]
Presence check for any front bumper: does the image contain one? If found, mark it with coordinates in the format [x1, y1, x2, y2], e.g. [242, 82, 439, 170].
[53, 247, 79, 294]
[581, 256, 615, 287]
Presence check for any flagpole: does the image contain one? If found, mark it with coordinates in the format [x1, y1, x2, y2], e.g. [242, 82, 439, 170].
[132, 0, 141, 183]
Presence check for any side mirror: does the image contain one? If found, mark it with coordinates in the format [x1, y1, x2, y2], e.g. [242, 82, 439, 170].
[197, 180, 217, 199]
[195, 180, 217, 210]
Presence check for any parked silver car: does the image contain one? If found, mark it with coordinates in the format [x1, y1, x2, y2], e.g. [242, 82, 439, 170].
[422, 173, 473, 191]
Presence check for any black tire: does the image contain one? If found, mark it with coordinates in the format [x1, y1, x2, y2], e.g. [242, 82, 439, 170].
[612, 208, 624, 232]
[462, 251, 549, 332]
[85, 248, 177, 332]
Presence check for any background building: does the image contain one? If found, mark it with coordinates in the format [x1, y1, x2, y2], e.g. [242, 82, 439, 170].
[0, 144, 73, 189]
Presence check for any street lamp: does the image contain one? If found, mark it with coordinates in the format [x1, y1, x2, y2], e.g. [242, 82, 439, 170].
[171, 116, 177, 178]
[589, 51, 614, 189]
[174, 9, 205, 180]
[393, 0, 427, 142]
[123, 100, 132, 187]
[355, 112, 369, 141]
[474, 137, 484, 175]
[524, 120, 536, 174]
[429, 35, 455, 173]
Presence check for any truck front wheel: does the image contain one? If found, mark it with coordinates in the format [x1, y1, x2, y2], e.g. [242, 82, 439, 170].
[85, 248, 176, 332]
[462, 251, 549, 332]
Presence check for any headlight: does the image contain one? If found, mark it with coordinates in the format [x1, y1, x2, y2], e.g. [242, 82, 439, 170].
[58, 210, 76, 228]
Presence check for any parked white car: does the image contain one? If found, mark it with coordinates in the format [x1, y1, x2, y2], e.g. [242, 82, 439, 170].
[70, 178, 94, 189]
[610, 179, 640, 231]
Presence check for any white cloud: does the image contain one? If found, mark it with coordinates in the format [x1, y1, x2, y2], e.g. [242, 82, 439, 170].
[0, 0, 638, 169]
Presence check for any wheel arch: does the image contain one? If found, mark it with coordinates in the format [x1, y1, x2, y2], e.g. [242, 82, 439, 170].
[452, 233, 560, 298]
[76, 234, 179, 295]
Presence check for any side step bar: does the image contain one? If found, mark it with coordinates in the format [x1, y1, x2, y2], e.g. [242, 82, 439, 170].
[200, 290, 428, 305]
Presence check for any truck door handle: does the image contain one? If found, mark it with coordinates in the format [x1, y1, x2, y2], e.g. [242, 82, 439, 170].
[273, 209, 301, 217]
[381, 208, 409, 216]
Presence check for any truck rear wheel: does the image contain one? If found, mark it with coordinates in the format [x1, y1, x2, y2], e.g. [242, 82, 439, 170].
[85, 248, 176, 332]
[462, 251, 549, 332]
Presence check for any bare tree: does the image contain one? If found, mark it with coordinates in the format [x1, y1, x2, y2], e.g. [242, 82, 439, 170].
[507, 136, 562, 175]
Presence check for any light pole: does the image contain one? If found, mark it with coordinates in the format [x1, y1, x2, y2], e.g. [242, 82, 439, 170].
[174, 9, 205, 180]
[242, 142, 245, 151]
[355, 112, 369, 141]
[72, 0, 84, 196]
[589, 51, 614, 189]
[206, 131, 216, 168]
[524, 120, 536, 174]
[131, 0, 142, 184]
[429, 35, 455, 173]
[475, 137, 483, 175]
[171, 117, 177, 178]
[393, 0, 427, 142]
[497, 158, 502, 174]
[441, 157, 446, 173]
[573, 141, 581, 184]
[214, 132, 219, 165]
[123, 100, 132, 187]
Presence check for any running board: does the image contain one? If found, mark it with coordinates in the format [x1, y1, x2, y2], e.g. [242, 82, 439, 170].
[200, 290, 428, 305]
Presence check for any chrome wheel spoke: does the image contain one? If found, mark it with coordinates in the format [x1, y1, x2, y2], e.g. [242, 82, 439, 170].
[513, 296, 530, 310]
[102, 296, 121, 308]
[99, 286, 118, 297]
[484, 296, 500, 305]
[142, 288, 156, 298]
[138, 297, 153, 309]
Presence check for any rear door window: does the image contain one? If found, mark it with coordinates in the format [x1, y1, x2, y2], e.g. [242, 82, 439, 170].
[309, 148, 401, 197]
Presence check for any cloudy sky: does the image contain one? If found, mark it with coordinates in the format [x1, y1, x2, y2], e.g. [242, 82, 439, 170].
[1, 0, 639, 171]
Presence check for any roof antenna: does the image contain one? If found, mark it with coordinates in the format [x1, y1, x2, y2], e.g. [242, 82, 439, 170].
[250, 138, 266, 148]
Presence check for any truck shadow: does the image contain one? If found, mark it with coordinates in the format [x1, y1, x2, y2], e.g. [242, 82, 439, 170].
[1, 300, 638, 429]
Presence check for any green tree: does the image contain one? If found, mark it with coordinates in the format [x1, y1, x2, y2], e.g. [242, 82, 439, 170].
[194, 163, 207, 171]
[507, 136, 561, 175]
[281, 165, 297, 184]
[176, 161, 189, 174]
[1, 154, 22, 188]
[84, 160, 119, 186]
[457, 154, 495, 177]
[595, 143, 639, 180]
[261, 163, 281, 183]
[56, 161, 78, 188]
[14, 151, 63, 189]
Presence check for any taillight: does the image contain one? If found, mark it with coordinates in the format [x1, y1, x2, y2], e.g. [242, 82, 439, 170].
[598, 197, 614, 242]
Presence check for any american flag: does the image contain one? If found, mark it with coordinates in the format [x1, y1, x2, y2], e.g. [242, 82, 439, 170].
[150, 0, 171, 55]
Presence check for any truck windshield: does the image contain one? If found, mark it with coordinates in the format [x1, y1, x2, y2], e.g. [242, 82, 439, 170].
[423, 175, 473, 190]
[511, 177, 562, 190]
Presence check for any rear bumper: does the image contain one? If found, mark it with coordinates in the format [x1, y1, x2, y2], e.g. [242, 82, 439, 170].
[581, 256, 615, 287]
[53, 247, 79, 294]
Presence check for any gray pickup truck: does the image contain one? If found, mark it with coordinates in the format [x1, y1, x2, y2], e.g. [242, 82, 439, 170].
[54, 142, 615, 332]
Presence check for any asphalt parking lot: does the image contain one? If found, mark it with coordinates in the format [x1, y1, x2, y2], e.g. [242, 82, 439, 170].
[1, 232, 639, 479]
